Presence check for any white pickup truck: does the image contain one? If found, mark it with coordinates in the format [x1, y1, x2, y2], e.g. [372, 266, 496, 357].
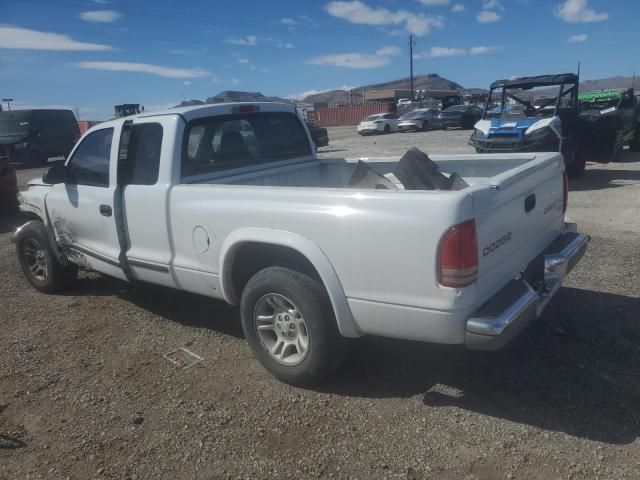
[14, 102, 587, 386]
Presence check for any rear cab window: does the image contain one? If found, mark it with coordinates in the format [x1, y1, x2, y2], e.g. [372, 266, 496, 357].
[181, 112, 311, 179]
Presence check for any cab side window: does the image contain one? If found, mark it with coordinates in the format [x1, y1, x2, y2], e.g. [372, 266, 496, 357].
[126, 123, 163, 185]
[67, 128, 113, 187]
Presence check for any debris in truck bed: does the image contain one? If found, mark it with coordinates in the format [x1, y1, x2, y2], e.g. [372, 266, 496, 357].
[393, 147, 468, 191]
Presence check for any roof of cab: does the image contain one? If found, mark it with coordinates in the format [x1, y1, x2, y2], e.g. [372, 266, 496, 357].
[137, 101, 296, 122]
[81, 101, 297, 137]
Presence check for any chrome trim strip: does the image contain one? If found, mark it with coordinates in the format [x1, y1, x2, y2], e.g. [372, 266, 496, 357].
[59, 243, 121, 268]
[127, 258, 170, 273]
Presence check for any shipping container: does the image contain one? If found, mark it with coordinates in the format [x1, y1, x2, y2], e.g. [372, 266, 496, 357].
[314, 103, 395, 127]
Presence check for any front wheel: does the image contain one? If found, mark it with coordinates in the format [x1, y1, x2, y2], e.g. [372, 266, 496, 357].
[383, 124, 391, 134]
[240, 266, 348, 386]
[16, 221, 77, 293]
[421, 121, 430, 132]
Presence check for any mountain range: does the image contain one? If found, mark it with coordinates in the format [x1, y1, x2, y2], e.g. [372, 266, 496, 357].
[174, 74, 637, 108]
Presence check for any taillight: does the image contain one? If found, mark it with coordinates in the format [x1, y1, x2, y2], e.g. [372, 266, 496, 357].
[562, 170, 568, 214]
[438, 219, 478, 288]
[232, 105, 260, 113]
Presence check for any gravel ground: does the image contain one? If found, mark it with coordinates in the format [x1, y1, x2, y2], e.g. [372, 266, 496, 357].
[1, 130, 640, 479]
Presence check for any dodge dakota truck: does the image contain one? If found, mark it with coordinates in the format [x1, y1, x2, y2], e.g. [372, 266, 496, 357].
[13, 102, 588, 386]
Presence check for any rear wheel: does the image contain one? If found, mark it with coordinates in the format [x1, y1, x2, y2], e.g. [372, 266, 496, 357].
[383, 124, 390, 134]
[565, 143, 585, 178]
[421, 121, 430, 132]
[629, 126, 640, 152]
[15, 221, 77, 293]
[240, 266, 348, 386]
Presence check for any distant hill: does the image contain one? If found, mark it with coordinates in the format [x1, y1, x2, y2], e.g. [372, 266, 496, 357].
[578, 76, 636, 93]
[301, 74, 464, 104]
[205, 91, 293, 104]
[172, 75, 637, 110]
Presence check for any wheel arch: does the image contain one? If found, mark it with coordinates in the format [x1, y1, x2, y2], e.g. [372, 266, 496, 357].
[219, 228, 359, 338]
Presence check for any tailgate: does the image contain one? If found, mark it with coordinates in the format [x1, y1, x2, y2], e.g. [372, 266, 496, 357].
[471, 152, 565, 304]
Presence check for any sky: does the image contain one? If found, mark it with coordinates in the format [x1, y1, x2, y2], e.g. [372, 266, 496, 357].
[0, 0, 636, 119]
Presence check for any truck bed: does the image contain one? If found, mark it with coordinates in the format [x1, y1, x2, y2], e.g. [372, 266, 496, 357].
[201, 154, 537, 190]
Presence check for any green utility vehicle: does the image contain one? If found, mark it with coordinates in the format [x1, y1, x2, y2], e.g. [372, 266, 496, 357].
[578, 88, 640, 162]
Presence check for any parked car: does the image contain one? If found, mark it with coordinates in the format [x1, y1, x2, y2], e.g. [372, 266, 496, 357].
[398, 109, 441, 132]
[469, 73, 586, 177]
[0, 147, 18, 217]
[307, 124, 329, 149]
[14, 102, 587, 386]
[0, 109, 79, 166]
[397, 98, 412, 106]
[578, 88, 640, 162]
[357, 113, 400, 135]
[437, 105, 482, 130]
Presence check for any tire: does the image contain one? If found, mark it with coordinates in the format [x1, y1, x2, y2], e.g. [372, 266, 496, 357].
[383, 124, 390, 134]
[15, 221, 77, 293]
[566, 145, 586, 178]
[240, 266, 348, 386]
[629, 126, 640, 152]
[421, 121, 430, 132]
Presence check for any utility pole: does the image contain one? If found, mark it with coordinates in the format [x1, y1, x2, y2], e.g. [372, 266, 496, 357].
[409, 34, 415, 101]
[2, 98, 13, 111]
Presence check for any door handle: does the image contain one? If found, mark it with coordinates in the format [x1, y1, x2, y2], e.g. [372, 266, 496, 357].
[99, 204, 112, 217]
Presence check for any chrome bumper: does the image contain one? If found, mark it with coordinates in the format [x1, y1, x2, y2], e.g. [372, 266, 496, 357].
[466, 228, 588, 351]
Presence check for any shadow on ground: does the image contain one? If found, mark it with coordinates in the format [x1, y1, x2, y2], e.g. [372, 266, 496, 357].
[56, 271, 640, 445]
[321, 286, 640, 445]
[570, 150, 640, 191]
[64, 274, 244, 339]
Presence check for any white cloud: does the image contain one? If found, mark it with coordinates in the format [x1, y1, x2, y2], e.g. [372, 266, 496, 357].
[375, 46, 401, 56]
[308, 53, 388, 68]
[452, 4, 465, 12]
[225, 35, 258, 46]
[325, 0, 444, 36]
[0, 26, 112, 51]
[554, 0, 608, 23]
[93, 0, 110, 4]
[418, 0, 449, 5]
[477, 11, 501, 22]
[280, 17, 297, 25]
[231, 78, 240, 85]
[79, 10, 121, 23]
[482, 0, 504, 10]
[287, 85, 357, 100]
[76, 61, 208, 78]
[284, 42, 295, 49]
[415, 45, 499, 58]
[167, 48, 202, 56]
[237, 58, 249, 64]
[183, 80, 191, 86]
[568, 33, 588, 43]
[308, 45, 400, 69]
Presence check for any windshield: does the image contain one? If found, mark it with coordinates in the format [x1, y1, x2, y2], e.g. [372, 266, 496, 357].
[444, 106, 466, 112]
[484, 82, 576, 119]
[0, 112, 32, 137]
[363, 115, 382, 122]
[401, 110, 427, 120]
[579, 91, 621, 110]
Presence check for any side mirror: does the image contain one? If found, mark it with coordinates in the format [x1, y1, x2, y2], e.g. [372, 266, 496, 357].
[42, 164, 69, 184]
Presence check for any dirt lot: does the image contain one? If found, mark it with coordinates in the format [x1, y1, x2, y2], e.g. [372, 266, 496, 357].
[1, 129, 640, 479]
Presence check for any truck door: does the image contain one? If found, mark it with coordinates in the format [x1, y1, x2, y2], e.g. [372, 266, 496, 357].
[45, 126, 127, 280]
[119, 118, 177, 288]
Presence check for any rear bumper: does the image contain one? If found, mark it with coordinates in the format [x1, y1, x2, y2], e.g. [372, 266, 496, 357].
[466, 228, 588, 351]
